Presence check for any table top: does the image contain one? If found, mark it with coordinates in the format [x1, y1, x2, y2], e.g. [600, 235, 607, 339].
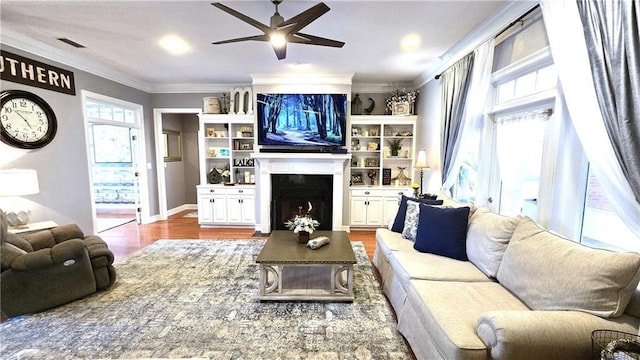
[256, 230, 356, 264]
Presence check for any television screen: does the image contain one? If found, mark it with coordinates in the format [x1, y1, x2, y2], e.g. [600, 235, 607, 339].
[257, 93, 347, 147]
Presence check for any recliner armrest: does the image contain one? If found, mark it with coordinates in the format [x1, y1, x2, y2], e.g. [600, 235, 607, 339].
[476, 310, 640, 360]
[11, 239, 87, 271]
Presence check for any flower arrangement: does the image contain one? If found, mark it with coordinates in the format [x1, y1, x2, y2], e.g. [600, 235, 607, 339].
[285, 201, 320, 234]
[385, 88, 420, 114]
[411, 182, 420, 197]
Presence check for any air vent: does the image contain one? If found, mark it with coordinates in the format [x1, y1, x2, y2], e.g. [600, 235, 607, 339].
[57, 38, 86, 48]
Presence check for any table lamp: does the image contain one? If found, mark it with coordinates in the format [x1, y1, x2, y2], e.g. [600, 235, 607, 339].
[0, 169, 40, 228]
[415, 149, 429, 196]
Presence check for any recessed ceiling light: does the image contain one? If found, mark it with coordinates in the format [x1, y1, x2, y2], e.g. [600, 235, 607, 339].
[400, 33, 421, 52]
[158, 34, 191, 56]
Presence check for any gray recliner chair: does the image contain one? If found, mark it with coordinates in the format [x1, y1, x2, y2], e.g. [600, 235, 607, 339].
[0, 210, 116, 318]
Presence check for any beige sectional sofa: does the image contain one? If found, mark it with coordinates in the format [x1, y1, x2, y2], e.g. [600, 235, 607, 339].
[373, 195, 640, 360]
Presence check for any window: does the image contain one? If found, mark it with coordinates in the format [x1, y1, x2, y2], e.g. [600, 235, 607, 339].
[494, 110, 549, 218]
[581, 169, 640, 252]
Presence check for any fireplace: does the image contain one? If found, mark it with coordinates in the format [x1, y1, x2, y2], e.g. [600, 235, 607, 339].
[271, 174, 332, 231]
[251, 152, 351, 233]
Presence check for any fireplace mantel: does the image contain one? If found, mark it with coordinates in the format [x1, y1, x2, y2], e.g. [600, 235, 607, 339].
[251, 152, 351, 233]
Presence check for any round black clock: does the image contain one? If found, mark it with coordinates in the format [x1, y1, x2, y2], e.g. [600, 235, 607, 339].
[0, 90, 58, 149]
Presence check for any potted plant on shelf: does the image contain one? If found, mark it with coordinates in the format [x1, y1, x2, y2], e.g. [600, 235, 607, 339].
[386, 138, 402, 157]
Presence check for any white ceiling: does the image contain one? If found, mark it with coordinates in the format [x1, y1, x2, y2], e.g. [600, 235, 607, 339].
[0, 1, 534, 92]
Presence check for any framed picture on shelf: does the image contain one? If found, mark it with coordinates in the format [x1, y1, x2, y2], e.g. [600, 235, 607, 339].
[351, 172, 364, 185]
[392, 101, 411, 116]
[240, 143, 252, 150]
[366, 158, 378, 167]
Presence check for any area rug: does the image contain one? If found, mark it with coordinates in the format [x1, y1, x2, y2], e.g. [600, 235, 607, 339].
[182, 211, 198, 218]
[0, 240, 411, 359]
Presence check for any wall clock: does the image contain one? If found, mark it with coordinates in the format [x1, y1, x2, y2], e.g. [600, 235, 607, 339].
[0, 90, 58, 149]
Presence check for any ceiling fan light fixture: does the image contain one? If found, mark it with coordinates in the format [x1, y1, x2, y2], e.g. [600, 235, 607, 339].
[269, 32, 287, 49]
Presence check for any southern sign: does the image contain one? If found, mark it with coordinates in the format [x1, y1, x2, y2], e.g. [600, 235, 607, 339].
[0, 50, 76, 95]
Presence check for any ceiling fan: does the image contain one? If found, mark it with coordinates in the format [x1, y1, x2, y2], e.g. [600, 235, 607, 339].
[211, 0, 345, 60]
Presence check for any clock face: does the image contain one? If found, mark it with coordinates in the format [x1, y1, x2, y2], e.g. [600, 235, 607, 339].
[0, 90, 57, 149]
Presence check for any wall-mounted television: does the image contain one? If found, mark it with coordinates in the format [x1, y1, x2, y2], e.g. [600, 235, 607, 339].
[257, 93, 347, 147]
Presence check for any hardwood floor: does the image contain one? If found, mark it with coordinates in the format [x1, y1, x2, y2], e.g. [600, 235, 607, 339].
[100, 210, 378, 262]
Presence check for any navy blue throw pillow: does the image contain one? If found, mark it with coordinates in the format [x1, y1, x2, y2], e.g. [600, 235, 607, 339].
[391, 195, 444, 233]
[413, 204, 470, 260]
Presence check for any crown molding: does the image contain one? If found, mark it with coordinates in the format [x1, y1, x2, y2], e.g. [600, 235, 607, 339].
[351, 82, 414, 94]
[148, 83, 251, 94]
[1, 29, 152, 93]
[412, 1, 539, 88]
[251, 73, 354, 85]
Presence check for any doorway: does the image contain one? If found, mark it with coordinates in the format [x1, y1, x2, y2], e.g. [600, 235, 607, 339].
[82, 91, 149, 233]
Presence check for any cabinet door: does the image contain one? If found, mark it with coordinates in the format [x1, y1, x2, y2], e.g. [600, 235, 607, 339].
[211, 195, 228, 223]
[365, 197, 385, 226]
[240, 196, 255, 224]
[350, 197, 369, 226]
[198, 194, 215, 224]
[227, 195, 243, 223]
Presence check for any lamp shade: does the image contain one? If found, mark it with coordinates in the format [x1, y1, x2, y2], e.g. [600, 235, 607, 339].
[0, 169, 40, 196]
[415, 149, 429, 169]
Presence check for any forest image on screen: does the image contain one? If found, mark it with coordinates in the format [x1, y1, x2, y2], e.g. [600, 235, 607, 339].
[257, 94, 347, 147]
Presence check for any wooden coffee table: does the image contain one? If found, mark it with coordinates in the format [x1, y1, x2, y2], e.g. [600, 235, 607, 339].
[256, 230, 357, 301]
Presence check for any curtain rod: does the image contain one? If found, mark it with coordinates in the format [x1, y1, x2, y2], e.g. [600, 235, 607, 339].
[434, 4, 541, 81]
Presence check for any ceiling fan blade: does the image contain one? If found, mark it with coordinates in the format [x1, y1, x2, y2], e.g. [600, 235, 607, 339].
[212, 34, 269, 45]
[273, 44, 287, 60]
[290, 33, 345, 48]
[277, 2, 330, 34]
[211, 3, 271, 33]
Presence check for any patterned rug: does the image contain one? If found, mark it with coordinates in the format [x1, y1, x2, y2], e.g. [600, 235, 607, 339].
[0, 240, 411, 359]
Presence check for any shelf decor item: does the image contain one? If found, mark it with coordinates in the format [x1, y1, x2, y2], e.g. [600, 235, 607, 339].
[386, 138, 403, 157]
[392, 166, 411, 186]
[285, 202, 320, 244]
[385, 88, 419, 115]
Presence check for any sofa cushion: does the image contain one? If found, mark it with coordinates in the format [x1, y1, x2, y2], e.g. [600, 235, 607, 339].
[390, 195, 443, 233]
[1, 242, 27, 271]
[466, 207, 522, 278]
[397, 280, 529, 360]
[414, 204, 470, 261]
[375, 228, 414, 259]
[437, 192, 477, 215]
[391, 250, 491, 286]
[497, 217, 640, 318]
[401, 200, 421, 241]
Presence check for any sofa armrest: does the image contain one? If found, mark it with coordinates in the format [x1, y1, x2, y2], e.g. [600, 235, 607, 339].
[11, 239, 87, 271]
[476, 311, 640, 360]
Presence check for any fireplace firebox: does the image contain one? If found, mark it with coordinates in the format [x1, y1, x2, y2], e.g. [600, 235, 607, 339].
[271, 174, 333, 231]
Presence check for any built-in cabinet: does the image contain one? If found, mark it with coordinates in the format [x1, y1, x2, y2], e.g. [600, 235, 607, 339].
[196, 186, 255, 226]
[349, 115, 417, 228]
[197, 113, 256, 227]
[350, 188, 413, 227]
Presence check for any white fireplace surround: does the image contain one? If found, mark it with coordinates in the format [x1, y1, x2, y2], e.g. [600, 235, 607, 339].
[251, 152, 351, 233]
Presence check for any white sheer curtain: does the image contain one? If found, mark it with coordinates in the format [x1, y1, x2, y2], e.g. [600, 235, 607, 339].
[441, 39, 495, 197]
[495, 111, 548, 217]
[541, 0, 640, 237]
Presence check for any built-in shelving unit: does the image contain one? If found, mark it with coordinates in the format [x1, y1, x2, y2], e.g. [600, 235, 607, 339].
[197, 113, 255, 227]
[349, 115, 417, 187]
[348, 115, 417, 228]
